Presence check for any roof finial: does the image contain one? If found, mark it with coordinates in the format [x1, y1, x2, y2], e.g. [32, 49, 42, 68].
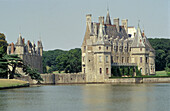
[107, 1, 109, 12]
[138, 20, 140, 28]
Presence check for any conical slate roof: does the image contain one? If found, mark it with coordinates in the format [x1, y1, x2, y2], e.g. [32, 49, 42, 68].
[131, 25, 145, 47]
[96, 23, 110, 45]
[16, 33, 24, 46]
[105, 10, 111, 25]
[142, 34, 154, 51]
[82, 23, 90, 46]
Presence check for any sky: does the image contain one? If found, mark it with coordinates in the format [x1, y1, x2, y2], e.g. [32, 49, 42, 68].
[0, 0, 169, 51]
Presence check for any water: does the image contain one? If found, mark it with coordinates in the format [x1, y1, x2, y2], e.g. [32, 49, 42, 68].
[0, 83, 170, 111]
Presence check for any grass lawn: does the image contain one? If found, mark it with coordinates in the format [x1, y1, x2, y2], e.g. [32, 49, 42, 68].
[52, 71, 64, 74]
[156, 70, 168, 76]
[0, 79, 28, 88]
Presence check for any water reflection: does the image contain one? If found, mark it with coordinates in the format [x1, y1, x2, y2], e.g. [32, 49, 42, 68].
[0, 84, 170, 111]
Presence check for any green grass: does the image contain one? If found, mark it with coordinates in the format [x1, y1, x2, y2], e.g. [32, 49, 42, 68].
[110, 71, 170, 79]
[0, 79, 28, 88]
[156, 70, 168, 76]
[52, 71, 65, 74]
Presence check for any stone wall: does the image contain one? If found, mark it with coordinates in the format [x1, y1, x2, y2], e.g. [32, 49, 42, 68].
[40, 73, 170, 84]
[106, 77, 170, 83]
[40, 73, 86, 84]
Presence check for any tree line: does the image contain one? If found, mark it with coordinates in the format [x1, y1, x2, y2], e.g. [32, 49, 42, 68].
[43, 48, 81, 73]
[148, 38, 170, 72]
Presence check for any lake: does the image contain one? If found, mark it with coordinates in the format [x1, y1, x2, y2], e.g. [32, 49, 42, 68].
[0, 83, 170, 111]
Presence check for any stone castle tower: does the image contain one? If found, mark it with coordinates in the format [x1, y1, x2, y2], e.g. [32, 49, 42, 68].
[7, 34, 43, 73]
[81, 11, 155, 82]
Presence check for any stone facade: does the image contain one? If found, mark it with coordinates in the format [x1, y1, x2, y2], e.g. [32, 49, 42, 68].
[7, 34, 43, 73]
[81, 11, 155, 82]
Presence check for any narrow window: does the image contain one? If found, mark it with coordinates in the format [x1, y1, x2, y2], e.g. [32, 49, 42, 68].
[151, 66, 152, 71]
[99, 56, 102, 62]
[117, 56, 119, 62]
[140, 57, 142, 63]
[146, 57, 148, 63]
[106, 46, 108, 50]
[116, 46, 118, 52]
[106, 56, 108, 63]
[100, 68, 102, 74]
[122, 57, 124, 63]
[127, 57, 129, 63]
[106, 68, 109, 74]
[84, 68, 85, 73]
[111, 56, 113, 63]
[99, 47, 101, 50]
[84, 46, 86, 51]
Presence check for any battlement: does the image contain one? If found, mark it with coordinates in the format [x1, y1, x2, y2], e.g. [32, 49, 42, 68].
[7, 34, 43, 56]
[7, 33, 43, 73]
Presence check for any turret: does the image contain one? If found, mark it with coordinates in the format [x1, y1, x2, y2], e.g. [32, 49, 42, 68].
[38, 40, 43, 56]
[92, 21, 111, 82]
[15, 33, 24, 55]
[86, 14, 92, 32]
[105, 9, 111, 25]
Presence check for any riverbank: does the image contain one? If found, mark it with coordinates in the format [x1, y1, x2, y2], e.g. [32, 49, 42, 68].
[0, 79, 29, 90]
[40, 74, 170, 84]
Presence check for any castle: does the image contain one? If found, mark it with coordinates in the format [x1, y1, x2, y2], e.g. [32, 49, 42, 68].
[7, 34, 43, 73]
[81, 10, 155, 82]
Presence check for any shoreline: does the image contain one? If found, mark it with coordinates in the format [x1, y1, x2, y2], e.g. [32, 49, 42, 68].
[0, 83, 30, 90]
[0, 79, 30, 90]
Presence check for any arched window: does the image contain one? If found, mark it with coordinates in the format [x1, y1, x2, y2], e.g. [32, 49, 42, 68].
[100, 68, 102, 74]
[106, 68, 109, 74]
[106, 46, 108, 50]
[140, 68, 142, 73]
[99, 47, 101, 50]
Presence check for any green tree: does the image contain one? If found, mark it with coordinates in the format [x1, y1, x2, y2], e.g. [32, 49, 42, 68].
[0, 51, 8, 78]
[0, 33, 8, 54]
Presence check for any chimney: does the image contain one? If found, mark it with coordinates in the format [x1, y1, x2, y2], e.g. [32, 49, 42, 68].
[122, 19, 128, 33]
[38, 41, 40, 47]
[11, 42, 14, 54]
[114, 18, 120, 32]
[22, 38, 25, 44]
[142, 30, 145, 37]
[99, 16, 104, 25]
[86, 14, 92, 32]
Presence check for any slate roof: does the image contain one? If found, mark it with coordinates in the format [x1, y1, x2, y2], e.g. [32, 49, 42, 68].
[15, 33, 24, 46]
[131, 25, 145, 48]
[82, 23, 90, 46]
[105, 10, 111, 25]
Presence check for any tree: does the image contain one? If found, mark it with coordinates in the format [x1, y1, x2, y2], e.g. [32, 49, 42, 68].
[0, 51, 8, 78]
[4, 54, 23, 79]
[0, 33, 8, 54]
